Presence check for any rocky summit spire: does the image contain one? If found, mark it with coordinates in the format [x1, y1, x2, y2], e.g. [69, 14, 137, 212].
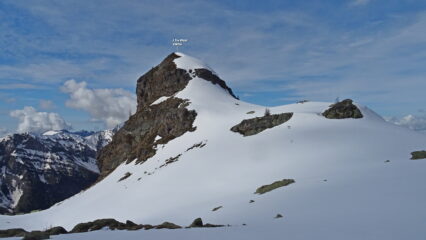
[136, 52, 237, 111]
[98, 52, 236, 178]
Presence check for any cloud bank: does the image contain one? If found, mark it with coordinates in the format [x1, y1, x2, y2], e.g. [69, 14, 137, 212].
[386, 115, 426, 133]
[10, 107, 72, 133]
[61, 80, 136, 128]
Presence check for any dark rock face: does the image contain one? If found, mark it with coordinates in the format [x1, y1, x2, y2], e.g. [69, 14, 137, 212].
[194, 69, 238, 99]
[322, 99, 363, 119]
[97, 97, 197, 178]
[98, 53, 236, 178]
[0, 131, 110, 214]
[231, 113, 294, 136]
[136, 53, 191, 110]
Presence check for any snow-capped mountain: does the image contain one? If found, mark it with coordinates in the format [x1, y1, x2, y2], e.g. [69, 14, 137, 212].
[0, 129, 114, 214]
[1, 53, 426, 240]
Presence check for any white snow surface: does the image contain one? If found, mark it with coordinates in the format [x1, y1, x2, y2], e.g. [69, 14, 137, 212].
[2, 54, 426, 240]
[42, 130, 61, 136]
[150, 96, 171, 106]
[174, 52, 216, 74]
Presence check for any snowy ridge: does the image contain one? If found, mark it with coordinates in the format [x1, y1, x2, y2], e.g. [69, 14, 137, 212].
[1, 54, 426, 240]
[174, 52, 216, 74]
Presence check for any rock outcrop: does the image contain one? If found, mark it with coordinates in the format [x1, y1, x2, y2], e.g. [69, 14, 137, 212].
[97, 53, 236, 178]
[322, 99, 363, 119]
[231, 113, 293, 136]
[410, 150, 426, 160]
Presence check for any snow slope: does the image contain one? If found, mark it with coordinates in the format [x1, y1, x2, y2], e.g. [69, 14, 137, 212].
[2, 53, 426, 239]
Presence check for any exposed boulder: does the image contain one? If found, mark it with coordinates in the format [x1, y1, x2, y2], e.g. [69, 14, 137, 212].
[255, 179, 295, 195]
[231, 113, 293, 136]
[410, 151, 426, 160]
[322, 99, 363, 119]
[189, 218, 203, 228]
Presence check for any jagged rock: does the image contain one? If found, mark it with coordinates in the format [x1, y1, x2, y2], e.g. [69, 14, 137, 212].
[0, 130, 112, 214]
[231, 113, 293, 136]
[322, 99, 363, 119]
[189, 218, 204, 228]
[97, 53, 236, 179]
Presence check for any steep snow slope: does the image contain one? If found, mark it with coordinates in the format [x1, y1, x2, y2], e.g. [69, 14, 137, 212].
[1, 53, 426, 240]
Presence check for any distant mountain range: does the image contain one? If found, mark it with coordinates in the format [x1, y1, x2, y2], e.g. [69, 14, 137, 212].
[0, 129, 116, 214]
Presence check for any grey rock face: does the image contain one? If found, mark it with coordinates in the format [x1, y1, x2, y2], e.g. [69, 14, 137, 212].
[231, 113, 294, 136]
[322, 99, 363, 119]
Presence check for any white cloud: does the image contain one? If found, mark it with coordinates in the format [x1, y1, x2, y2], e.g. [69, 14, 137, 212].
[386, 115, 426, 132]
[61, 80, 136, 128]
[39, 100, 55, 110]
[10, 107, 72, 134]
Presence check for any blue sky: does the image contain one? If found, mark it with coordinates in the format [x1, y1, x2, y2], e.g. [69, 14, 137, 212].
[1, 0, 426, 134]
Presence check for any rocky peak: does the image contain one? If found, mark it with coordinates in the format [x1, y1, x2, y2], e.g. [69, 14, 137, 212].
[136, 52, 237, 111]
[322, 99, 363, 119]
